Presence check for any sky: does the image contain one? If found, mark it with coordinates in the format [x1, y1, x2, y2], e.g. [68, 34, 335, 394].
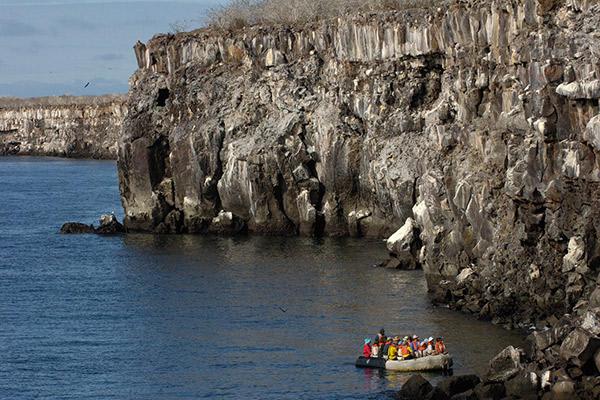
[0, 0, 225, 97]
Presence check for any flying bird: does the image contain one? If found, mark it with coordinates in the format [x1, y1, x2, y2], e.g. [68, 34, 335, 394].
[278, 306, 287, 313]
[84, 82, 90, 88]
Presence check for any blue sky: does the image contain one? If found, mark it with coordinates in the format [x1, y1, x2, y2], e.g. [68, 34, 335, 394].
[0, 0, 225, 97]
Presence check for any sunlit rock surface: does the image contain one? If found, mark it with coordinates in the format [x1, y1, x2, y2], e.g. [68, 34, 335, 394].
[0, 96, 126, 159]
[119, 0, 600, 328]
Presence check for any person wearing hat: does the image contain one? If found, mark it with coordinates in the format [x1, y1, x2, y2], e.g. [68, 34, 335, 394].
[409, 335, 420, 356]
[363, 338, 372, 358]
[435, 337, 447, 355]
[424, 337, 435, 356]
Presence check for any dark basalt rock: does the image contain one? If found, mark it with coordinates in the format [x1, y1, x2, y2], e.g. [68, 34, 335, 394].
[60, 214, 125, 235]
[436, 374, 480, 397]
[95, 214, 125, 234]
[448, 390, 476, 400]
[504, 371, 539, 400]
[396, 374, 435, 400]
[472, 382, 506, 400]
[60, 222, 95, 234]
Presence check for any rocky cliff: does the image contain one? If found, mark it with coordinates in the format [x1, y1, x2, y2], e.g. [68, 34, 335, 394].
[119, 0, 600, 329]
[0, 95, 126, 159]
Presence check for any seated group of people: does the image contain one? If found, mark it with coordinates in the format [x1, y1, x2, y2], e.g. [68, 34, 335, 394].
[362, 328, 447, 361]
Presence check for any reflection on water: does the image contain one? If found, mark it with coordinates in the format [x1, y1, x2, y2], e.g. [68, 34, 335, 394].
[0, 157, 523, 399]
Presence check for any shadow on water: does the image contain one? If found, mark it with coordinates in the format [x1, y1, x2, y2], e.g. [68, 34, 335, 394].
[0, 157, 523, 399]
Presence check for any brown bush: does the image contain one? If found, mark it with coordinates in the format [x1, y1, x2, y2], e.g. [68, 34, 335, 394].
[208, 0, 443, 30]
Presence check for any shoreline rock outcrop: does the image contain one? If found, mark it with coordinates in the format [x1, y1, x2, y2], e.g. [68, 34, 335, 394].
[0, 95, 126, 159]
[396, 311, 600, 398]
[119, 0, 600, 332]
[60, 214, 125, 234]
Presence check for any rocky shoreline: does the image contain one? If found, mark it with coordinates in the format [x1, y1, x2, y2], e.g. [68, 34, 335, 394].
[391, 309, 600, 399]
[0, 95, 126, 159]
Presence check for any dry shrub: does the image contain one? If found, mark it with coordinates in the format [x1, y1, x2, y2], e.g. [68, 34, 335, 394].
[208, 0, 443, 30]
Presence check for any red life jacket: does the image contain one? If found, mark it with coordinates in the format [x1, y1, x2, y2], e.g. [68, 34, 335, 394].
[363, 344, 371, 358]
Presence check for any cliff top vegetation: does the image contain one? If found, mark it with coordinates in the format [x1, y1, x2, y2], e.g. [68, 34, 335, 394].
[0, 95, 126, 109]
[207, 0, 443, 30]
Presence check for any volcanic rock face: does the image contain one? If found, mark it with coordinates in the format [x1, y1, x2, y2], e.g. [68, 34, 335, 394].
[0, 96, 126, 159]
[119, 0, 600, 326]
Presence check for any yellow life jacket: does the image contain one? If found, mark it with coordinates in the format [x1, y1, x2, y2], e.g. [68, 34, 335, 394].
[388, 344, 398, 360]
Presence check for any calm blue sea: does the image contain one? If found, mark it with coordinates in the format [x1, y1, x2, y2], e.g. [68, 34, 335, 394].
[0, 157, 522, 399]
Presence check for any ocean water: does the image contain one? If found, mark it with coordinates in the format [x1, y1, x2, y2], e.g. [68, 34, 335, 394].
[0, 157, 523, 399]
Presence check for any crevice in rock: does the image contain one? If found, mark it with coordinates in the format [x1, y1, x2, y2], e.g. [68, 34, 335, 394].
[274, 171, 297, 233]
[411, 176, 419, 208]
[298, 122, 326, 236]
[156, 88, 170, 107]
[210, 122, 226, 214]
[148, 135, 170, 189]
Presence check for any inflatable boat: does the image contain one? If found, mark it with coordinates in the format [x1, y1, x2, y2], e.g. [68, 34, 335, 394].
[355, 354, 453, 372]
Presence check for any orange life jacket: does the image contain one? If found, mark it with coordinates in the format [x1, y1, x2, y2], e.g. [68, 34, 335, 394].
[400, 344, 412, 357]
[435, 341, 446, 354]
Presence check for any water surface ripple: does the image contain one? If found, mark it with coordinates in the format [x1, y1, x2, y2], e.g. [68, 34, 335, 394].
[0, 157, 522, 399]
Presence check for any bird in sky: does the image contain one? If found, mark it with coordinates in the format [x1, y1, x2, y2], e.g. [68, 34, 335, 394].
[84, 82, 90, 88]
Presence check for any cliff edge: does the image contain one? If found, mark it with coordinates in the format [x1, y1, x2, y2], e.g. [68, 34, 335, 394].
[0, 95, 127, 159]
[119, 0, 600, 328]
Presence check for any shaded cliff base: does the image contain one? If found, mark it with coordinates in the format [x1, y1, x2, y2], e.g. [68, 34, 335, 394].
[0, 95, 126, 159]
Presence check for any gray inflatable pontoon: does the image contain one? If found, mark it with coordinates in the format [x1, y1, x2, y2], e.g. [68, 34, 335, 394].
[355, 354, 453, 372]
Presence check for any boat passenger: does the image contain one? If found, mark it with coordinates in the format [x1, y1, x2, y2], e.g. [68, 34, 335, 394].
[371, 340, 380, 358]
[399, 338, 413, 360]
[378, 338, 385, 358]
[382, 337, 392, 359]
[363, 338, 372, 358]
[409, 335, 419, 356]
[417, 340, 428, 358]
[435, 337, 447, 354]
[424, 337, 435, 356]
[387, 337, 399, 360]
[373, 328, 385, 343]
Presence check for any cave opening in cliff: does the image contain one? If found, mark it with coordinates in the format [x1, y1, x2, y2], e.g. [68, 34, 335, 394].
[156, 88, 170, 107]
